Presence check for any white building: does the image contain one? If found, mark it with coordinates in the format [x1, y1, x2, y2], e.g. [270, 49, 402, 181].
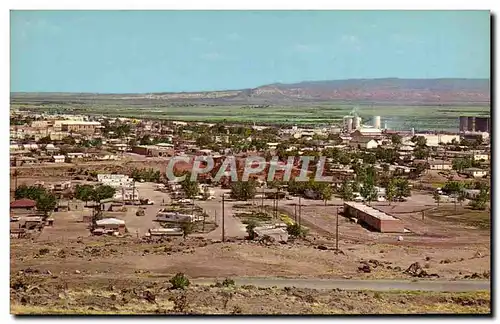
[428, 160, 453, 170]
[52, 155, 65, 163]
[473, 153, 489, 161]
[98, 174, 134, 188]
[349, 138, 379, 150]
[464, 168, 488, 178]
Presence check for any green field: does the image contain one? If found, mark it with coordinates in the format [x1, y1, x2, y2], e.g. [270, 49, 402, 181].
[11, 102, 490, 131]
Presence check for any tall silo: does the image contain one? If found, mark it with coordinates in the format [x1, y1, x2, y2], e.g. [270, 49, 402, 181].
[352, 116, 361, 130]
[459, 116, 468, 133]
[372, 116, 381, 129]
[343, 116, 353, 133]
[467, 117, 475, 132]
[475, 117, 489, 133]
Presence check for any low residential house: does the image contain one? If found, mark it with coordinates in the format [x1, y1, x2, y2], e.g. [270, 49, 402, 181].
[155, 210, 202, 223]
[349, 137, 379, 150]
[473, 153, 489, 162]
[463, 168, 488, 178]
[52, 155, 65, 163]
[66, 152, 87, 159]
[464, 189, 481, 199]
[266, 143, 279, 150]
[94, 218, 126, 235]
[45, 144, 59, 154]
[24, 216, 44, 230]
[10, 199, 37, 213]
[428, 160, 452, 171]
[113, 143, 129, 152]
[253, 226, 289, 242]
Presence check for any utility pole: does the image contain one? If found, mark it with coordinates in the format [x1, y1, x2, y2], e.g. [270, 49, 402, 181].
[132, 180, 136, 205]
[13, 169, 18, 192]
[294, 204, 297, 222]
[336, 207, 339, 251]
[276, 188, 280, 221]
[221, 194, 225, 242]
[298, 196, 302, 226]
[261, 188, 264, 212]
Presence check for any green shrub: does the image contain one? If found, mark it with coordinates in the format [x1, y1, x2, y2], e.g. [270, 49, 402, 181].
[169, 273, 190, 290]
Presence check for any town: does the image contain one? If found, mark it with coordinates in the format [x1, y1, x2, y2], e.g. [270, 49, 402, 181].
[9, 9, 491, 316]
[10, 105, 491, 312]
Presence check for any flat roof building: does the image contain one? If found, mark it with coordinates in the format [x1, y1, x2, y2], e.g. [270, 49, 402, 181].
[343, 202, 405, 233]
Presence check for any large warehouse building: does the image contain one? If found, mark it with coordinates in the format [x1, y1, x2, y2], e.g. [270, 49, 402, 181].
[343, 202, 405, 233]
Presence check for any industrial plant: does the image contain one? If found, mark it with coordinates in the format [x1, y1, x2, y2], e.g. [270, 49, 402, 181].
[459, 116, 491, 133]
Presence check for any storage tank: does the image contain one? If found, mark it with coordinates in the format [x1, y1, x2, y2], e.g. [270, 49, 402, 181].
[467, 117, 475, 132]
[343, 116, 353, 133]
[459, 116, 468, 133]
[372, 116, 381, 129]
[352, 116, 361, 130]
[475, 117, 490, 133]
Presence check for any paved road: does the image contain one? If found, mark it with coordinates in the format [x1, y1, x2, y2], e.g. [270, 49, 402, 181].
[191, 277, 490, 292]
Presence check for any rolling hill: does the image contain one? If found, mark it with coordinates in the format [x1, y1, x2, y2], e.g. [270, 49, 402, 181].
[11, 78, 490, 105]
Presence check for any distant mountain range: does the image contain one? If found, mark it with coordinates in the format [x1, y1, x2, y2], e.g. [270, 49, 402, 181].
[12, 78, 490, 105]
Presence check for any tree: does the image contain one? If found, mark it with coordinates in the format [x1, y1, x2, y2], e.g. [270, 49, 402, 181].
[360, 182, 377, 205]
[351, 181, 361, 193]
[139, 135, 152, 145]
[413, 147, 430, 160]
[245, 219, 258, 240]
[14, 185, 46, 201]
[74, 184, 94, 206]
[62, 136, 76, 145]
[433, 191, 441, 207]
[469, 188, 489, 210]
[180, 222, 195, 239]
[181, 175, 199, 199]
[391, 134, 403, 147]
[230, 181, 257, 201]
[196, 135, 212, 147]
[394, 178, 411, 201]
[36, 193, 57, 218]
[412, 136, 427, 147]
[321, 185, 333, 206]
[385, 179, 396, 205]
[338, 153, 351, 166]
[91, 185, 116, 207]
[286, 223, 307, 238]
[37, 136, 52, 144]
[339, 180, 354, 201]
[362, 153, 377, 165]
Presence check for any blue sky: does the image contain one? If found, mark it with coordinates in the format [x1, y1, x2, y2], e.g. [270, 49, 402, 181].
[11, 10, 490, 93]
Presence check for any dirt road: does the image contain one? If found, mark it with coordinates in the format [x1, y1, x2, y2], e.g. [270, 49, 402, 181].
[191, 277, 490, 292]
[196, 188, 247, 239]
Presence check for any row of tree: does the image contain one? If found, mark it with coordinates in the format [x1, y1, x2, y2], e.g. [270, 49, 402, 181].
[14, 185, 57, 218]
[74, 184, 116, 206]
